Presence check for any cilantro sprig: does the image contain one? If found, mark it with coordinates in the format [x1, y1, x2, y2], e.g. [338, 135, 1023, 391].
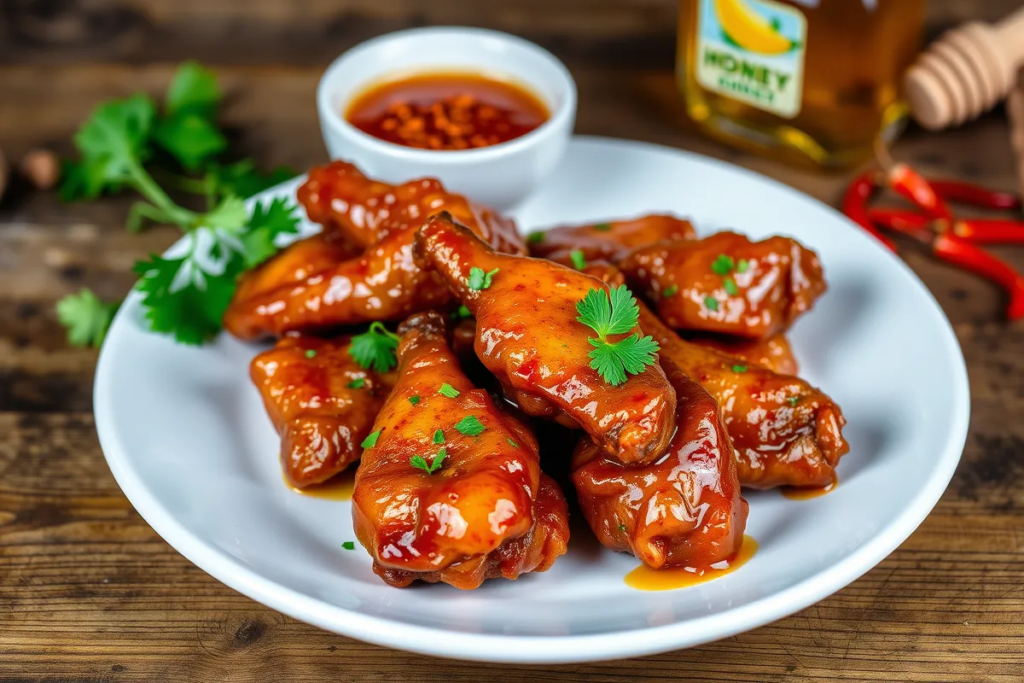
[576, 285, 660, 386]
[55, 62, 299, 347]
[410, 448, 447, 475]
[349, 322, 400, 373]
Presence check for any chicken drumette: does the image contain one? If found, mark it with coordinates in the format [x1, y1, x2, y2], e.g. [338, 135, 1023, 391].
[414, 213, 677, 466]
[620, 231, 826, 339]
[572, 355, 748, 569]
[224, 161, 524, 340]
[527, 214, 695, 267]
[250, 335, 395, 488]
[352, 312, 569, 589]
[688, 333, 799, 376]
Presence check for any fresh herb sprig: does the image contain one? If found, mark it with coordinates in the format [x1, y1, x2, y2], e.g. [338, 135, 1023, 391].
[410, 448, 447, 474]
[576, 285, 660, 386]
[55, 62, 299, 347]
[349, 322, 400, 373]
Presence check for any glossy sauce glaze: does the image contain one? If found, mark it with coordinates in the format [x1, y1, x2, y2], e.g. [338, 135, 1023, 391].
[621, 231, 826, 339]
[625, 535, 759, 591]
[414, 213, 678, 466]
[286, 469, 355, 501]
[346, 71, 549, 151]
[782, 472, 839, 500]
[223, 161, 524, 340]
[351, 312, 569, 589]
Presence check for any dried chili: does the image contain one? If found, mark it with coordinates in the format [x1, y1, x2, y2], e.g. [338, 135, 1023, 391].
[842, 171, 897, 251]
[931, 234, 1024, 320]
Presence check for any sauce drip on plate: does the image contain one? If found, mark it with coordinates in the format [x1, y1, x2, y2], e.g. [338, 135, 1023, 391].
[285, 470, 355, 501]
[624, 535, 759, 591]
[781, 472, 839, 500]
[346, 71, 549, 151]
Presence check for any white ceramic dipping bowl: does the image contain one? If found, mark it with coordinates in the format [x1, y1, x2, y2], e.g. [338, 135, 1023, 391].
[316, 27, 577, 210]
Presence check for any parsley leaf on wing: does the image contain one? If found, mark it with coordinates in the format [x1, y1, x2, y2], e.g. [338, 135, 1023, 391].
[55, 289, 121, 348]
[576, 285, 660, 386]
[349, 322, 400, 372]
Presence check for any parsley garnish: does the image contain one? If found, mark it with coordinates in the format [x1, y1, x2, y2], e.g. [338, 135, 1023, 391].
[593, 222, 613, 232]
[507, 438, 519, 448]
[787, 396, 801, 406]
[526, 232, 545, 245]
[304, 349, 317, 359]
[618, 523, 627, 532]
[662, 284, 679, 298]
[56, 62, 299, 347]
[56, 289, 120, 348]
[347, 377, 365, 389]
[438, 383, 460, 398]
[454, 304, 472, 319]
[349, 321, 400, 372]
[732, 365, 747, 373]
[576, 285, 660, 386]
[723, 278, 739, 296]
[361, 429, 382, 449]
[467, 267, 499, 291]
[711, 254, 735, 275]
[704, 296, 719, 312]
[342, 541, 355, 550]
[454, 416, 486, 436]
[433, 429, 445, 444]
[410, 448, 447, 474]
[570, 249, 587, 270]
[408, 395, 421, 406]
[737, 259, 750, 273]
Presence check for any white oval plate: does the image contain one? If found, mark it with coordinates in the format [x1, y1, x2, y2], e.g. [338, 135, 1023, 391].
[95, 136, 969, 664]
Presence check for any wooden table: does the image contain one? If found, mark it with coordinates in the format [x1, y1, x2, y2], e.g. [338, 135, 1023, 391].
[2, 1, 1023, 680]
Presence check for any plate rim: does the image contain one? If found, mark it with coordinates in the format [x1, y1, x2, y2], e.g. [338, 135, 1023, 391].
[93, 134, 970, 664]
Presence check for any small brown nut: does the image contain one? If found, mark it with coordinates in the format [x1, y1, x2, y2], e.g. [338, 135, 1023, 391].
[20, 149, 61, 190]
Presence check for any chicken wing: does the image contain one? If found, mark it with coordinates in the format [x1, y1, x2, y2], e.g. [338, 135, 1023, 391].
[250, 335, 395, 488]
[572, 355, 748, 569]
[224, 161, 525, 340]
[528, 214, 695, 267]
[352, 311, 569, 589]
[585, 262, 847, 489]
[620, 231, 826, 339]
[414, 213, 677, 466]
[688, 333, 799, 375]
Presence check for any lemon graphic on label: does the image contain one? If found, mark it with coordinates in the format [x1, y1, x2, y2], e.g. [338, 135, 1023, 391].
[714, 0, 793, 55]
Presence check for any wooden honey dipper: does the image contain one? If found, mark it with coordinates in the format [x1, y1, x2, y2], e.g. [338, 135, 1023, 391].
[905, 5, 1024, 130]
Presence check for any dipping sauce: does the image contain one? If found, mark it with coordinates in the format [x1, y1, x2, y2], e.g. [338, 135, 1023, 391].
[624, 535, 759, 591]
[781, 473, 839, 500]
[345, 71, 549, 151]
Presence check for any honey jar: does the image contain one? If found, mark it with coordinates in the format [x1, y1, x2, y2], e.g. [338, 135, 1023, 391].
[677, 0, 925, 169]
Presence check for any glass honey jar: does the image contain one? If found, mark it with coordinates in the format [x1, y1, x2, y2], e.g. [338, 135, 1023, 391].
[677, 0, 925, 169]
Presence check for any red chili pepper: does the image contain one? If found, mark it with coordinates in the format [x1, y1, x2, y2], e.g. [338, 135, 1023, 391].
[931, 233, 1024, 320]
[928, 180, 1021, 211]
[868, 208, 1024, 245]
[842, 172, 897, 251]
[951, 218, 1024, 244]
[867, 207, 934, 235]
[886, 163, 953, 221]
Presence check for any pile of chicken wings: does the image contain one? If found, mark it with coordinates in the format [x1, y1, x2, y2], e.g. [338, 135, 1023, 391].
[231, 161, 848, 589]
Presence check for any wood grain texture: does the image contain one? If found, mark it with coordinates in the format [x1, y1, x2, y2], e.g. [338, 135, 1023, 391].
[2, 0, 1024, 680]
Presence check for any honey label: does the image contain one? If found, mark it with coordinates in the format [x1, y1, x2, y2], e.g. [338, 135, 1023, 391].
[696, 0, 807, 118]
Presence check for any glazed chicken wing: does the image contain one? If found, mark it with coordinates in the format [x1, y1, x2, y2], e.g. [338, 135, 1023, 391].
[352, 312, 569, 589]
[620, 231, 825, 339]
[224, 161, 525, 340]
[250, 335, 395, 488]
[572, 356, 748, 569]
[414, 213, 677, 466]
[688, 333, 799, 375]
[585, 263, 846, 489]
[528, 214, 696, 267]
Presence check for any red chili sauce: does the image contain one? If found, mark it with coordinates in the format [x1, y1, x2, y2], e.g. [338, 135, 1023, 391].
[345, 71, 549, 151]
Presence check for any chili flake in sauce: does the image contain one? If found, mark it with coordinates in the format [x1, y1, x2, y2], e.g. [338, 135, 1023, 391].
[345, 71, 549, 151]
